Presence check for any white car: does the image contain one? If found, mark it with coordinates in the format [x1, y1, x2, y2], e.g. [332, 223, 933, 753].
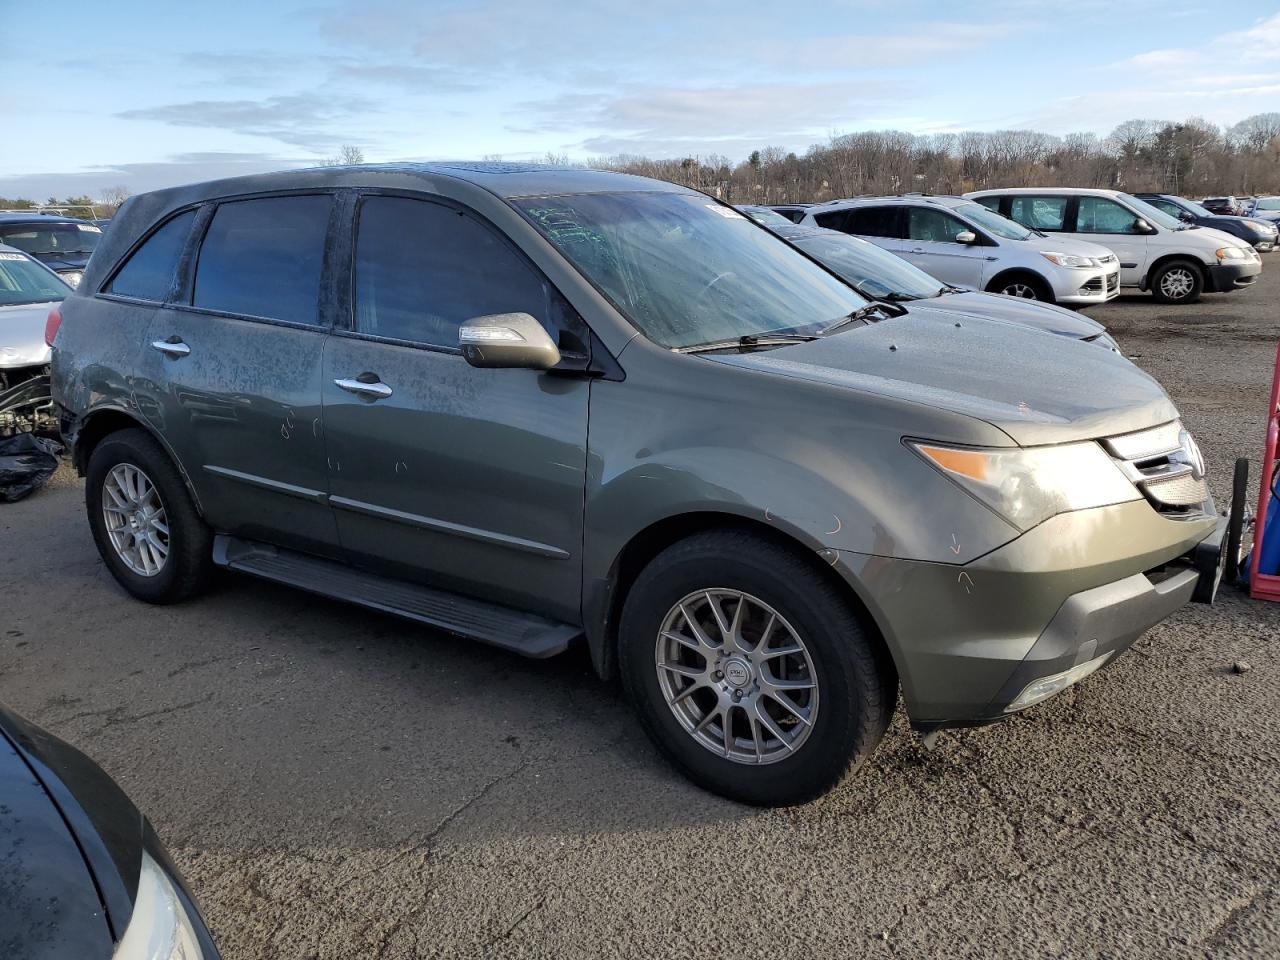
[966, 187, 1261, 304]
[0, 243, 70, 390]
[787, 195, 1120, 306]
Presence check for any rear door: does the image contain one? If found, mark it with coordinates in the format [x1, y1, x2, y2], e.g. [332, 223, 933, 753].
[136, 193, 341, 556]
[839, 206, 908, 256]
[319, 193, 590, 622]
[901, 207, 986, 286]
[1071, 195, 1150, 286]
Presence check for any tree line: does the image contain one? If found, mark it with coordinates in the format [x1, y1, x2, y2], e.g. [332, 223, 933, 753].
[592, 114, 1280, 205]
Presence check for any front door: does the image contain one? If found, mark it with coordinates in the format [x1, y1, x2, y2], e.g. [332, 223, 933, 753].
[902, 207, 986, 287]
[138, 193, 340, 556]
[320, 194, 589, 623]
[1071, 195, 1150, 287]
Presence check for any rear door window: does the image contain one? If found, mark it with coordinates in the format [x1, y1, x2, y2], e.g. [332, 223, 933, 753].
[973, 196, 1002, 213]
[1075, 197, 1143, 234]
[193, 195, 332, 325]
[812, 210, 850, 231]
[107, 210, 196, 301]
[1009, 196, 1068, 231]
[844, 207, 902, 238]
[906, 208, 969, 243]
[353, 196, 551, 349]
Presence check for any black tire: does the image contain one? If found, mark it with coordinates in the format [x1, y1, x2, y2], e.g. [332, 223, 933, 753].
[987, 272, 1053, 302]
[618, 530, 894, 806]
[1224, 457, 1249, 585]
[1149, 259, 1204, 304]
[86, 428, 213, 604]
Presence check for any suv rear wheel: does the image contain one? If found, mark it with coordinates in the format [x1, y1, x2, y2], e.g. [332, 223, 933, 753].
[86, 428, 213, 604]
[619, 530, 894, 806]
[1150, 260, 1203, 304]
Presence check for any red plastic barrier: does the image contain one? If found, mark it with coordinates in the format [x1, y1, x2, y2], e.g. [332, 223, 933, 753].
[1249, 341, 1280, 602]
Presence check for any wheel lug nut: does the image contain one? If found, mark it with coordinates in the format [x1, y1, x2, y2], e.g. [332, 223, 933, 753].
[713, 670, 723, 680]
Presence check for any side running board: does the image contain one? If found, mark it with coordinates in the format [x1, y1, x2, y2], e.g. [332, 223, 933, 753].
[212, 536, 581, 659]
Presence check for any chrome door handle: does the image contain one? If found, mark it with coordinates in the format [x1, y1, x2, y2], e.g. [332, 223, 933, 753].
[334, 377, 393, 400]
[150, 339, 191, 358]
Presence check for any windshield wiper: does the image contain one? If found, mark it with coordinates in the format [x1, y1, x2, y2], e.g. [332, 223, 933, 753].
[678, 332, 818, 354]
[818, 301, 905, 336]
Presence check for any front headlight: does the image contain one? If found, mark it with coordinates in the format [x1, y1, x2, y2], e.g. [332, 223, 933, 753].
[911, 440, 1139, 531]
[1215, 246, 1249, 261]
[1041, 252, 1098, 268]
[113, 851, 205, 959]
[60, 270, 83, 288]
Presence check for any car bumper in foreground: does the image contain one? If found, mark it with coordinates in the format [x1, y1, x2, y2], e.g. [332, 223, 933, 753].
[1206, 259, 1262, 292]
[836, 500, 1222, 728]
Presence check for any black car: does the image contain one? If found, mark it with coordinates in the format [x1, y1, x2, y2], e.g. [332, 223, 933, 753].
[1135, 194, 1278, 252]
[0, 703, 219, 959]
[0, 213, 104, 289]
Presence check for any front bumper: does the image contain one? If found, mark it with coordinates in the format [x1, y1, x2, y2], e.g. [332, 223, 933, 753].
[1205, 259, 1262, 292]
[1054, 268, 1120, 305]
[836, 499, 1220, 727]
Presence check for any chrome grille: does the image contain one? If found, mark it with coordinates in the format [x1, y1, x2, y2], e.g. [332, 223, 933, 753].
[1102, 421, 1209, 516]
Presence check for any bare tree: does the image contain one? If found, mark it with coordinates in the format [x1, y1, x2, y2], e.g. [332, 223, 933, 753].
[319, 144, 366, 167]
[100, 185, 131, 213]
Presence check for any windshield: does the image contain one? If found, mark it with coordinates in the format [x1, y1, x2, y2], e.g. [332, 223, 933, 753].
[513, 192, 867, 348]
[793, 233, 943, 300]
[1166, 197, 1214, 218]
[1119, 194, 1183, 230]
[739, 206, 795, 227]
[1256, 198, 1280, 211]
[0, 251, 71, 305]
[0, 221, 102, 257]
[954, 202, 1031, 240]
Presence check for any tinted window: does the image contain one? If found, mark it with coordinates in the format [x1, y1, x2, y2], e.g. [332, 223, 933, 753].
[354, 196, 550, 348]
[107, 210, 195, 301]
[813, 210, 850, 231]
[1075, 197, 1141, 234]
[193, 196, 330, 324]
[1010, 196, 1067, 231]
[973, 196, 1001, 213]
[845, 207, 901, 238]
[907, 208, 968, 243]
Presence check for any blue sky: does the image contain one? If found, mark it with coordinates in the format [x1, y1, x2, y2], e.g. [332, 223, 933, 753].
[3, 0, 1279, 198]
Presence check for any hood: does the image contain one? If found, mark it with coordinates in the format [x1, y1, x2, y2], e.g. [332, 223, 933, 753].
[705, 303, 1175, 446]
[0, 724, 115, 958]
[922, 290, 1106, 340]
[1021, 233, 1115, 259]
[0, 300, 56, 368]
[0, 704, 142, 943]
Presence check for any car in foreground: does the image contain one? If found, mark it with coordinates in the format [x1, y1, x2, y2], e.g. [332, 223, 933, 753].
[0, 702, 219, 958]
[968, 188, 1262, 304]
[1134, 193, 1278, 253]
[788, 194, 1121, 306]
[738, 216, 1122, 351]
[1247, 196, 1280, 225]
[0, 213, 103, 289]
[52, 163, 1227, 805]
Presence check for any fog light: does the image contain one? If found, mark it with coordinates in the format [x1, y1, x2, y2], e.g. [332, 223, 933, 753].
[1004, 651, 1113, 713]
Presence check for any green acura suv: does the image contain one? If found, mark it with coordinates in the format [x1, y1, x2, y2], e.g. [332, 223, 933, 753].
[50, 163, 1226, 805]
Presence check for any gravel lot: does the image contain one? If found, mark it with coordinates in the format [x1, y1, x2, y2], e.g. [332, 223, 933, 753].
[3, 266, 1278, 959]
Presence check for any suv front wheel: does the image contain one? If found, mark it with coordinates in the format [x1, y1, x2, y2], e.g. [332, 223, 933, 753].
[1149, 260, 1203, 304]
[86, 428, 213, 604]
[619, 530, 894, 806]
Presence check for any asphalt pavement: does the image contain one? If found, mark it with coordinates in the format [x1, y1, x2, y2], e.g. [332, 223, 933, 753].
[2, 266, 1277, 959]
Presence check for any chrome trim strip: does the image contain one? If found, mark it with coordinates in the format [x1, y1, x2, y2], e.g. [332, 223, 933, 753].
[202, 465, 328, 503]
[328, 495, 570, 559]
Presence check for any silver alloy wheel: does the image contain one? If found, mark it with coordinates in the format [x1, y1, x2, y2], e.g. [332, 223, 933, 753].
[102, 463, 170, 577]
[1159, 267, 1196, 300]
[655, 589, 819, 765]
[1001, 282, 1038, 299]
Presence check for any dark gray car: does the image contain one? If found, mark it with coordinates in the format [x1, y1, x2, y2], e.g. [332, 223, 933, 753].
[51, 163, 1226, 805]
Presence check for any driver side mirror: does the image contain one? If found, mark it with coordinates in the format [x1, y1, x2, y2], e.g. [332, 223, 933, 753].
[459, 312, 561, 370]
[954, 230, 978, 244]
[1133, 218, 1156, 235]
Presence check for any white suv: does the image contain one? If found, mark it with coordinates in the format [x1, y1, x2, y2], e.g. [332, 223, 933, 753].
[965, 187, 1261, 304]
[789, 195, 1119, 307]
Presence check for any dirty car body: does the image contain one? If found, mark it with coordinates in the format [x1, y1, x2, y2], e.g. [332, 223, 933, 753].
[0, 243, 67, 436]
[52, 163, 1225, 804]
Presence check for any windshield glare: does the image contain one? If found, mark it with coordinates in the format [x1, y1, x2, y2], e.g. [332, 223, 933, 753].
[1119, 194, 1183, 230]
[514, 192, 867, 348]
[0, 252, 71, 305]
[954, 202, 1031, 240]
[0, 221, 102, 257]
[794, 234, 942, 300]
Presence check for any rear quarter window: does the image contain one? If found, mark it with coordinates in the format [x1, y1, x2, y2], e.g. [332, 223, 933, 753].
[106, 210, 196, 301]
[193, 195, 332, 325]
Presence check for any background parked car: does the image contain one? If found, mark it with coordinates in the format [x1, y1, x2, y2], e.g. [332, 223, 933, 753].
[0, 702, 220, 958]
[1247, 195, 1280, 224]
[0, 212, 103, 288]
[764, 203, 811, 223]
[0, 243, 69, 391]
[739, 218, 1122, 351]
[1135, 193, 1278, 253]
[1200, 196, 1248, 216]
[784, 194, 1120, 306]
[967, 187, 1261, 304]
